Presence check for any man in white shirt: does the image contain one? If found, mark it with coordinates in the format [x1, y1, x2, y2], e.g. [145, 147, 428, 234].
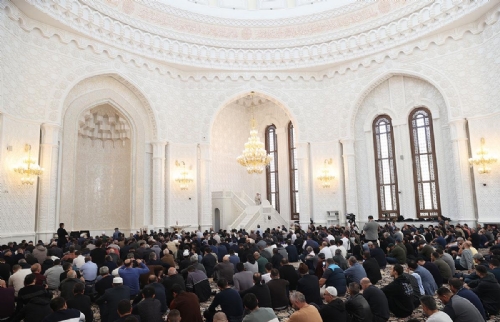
[8, 264, 31, 296]
[73, 251, 86, 270]
[328, 240, 338, 258]
[420, 295, 452, 322]
[341, 233, 350, 253]
[319, 242, 333, 259]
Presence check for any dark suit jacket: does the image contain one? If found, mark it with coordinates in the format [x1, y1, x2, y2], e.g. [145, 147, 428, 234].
[162, 274, 185, 306]
[95, 285, 131, 322]
[297, 274, 322, 306]
[67, 293, 94, 322]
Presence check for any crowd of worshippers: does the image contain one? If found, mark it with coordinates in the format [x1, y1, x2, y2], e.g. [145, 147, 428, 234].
[1, 218, 500, 322]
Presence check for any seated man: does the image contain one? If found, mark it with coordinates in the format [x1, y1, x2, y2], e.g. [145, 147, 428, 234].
[170, 284, 203, 322]
[381, 264, 414, 318]
[469, 265, 500, 317]
[242, 293, 278, 322]
[186, 265, 212, 303]
[437, 286, 485, 321]
[420, 295, 453, 322]
[319, 287, 347, 322]
[362, 252, 382, 285]
[345, 282, 372, 322]
[43, 297, 85, 322]
[132, 285, 163, 322]
[360, 278, 390, 322]
[408, 260, 437, 295]
[239, 273, 272, 309]
[319, 258, 346, 296]
[114, 300, 141, 322]
[266, 269, 289, 310]
[233, 263, 254, 292]
[344, 257, 367, 285]
[448, 278, 487, 321]
[288, 291, 322, 322]
[204, 278, 244, 322]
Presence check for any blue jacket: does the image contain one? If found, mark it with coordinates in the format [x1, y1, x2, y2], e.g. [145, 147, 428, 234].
[118, 263, 150, 296]
[414, 265, 437, 295]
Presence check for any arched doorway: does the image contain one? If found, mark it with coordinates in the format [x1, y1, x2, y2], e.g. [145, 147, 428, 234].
[214, 208, 220, 232]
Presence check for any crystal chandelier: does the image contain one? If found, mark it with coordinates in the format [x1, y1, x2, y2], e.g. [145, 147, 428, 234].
[236, 92, 272, 174]
[469, 138, 497, 174]
[318, 158, 335, 188]
[175, 161, 193, 190]
[14, 144, 44, 185]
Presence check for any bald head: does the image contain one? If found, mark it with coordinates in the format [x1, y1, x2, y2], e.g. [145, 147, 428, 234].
[360, 277, 371, 290]
[168, 267, 177, 276]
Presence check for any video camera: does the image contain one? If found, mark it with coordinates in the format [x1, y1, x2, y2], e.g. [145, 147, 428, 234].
[346, 213, 356, 224]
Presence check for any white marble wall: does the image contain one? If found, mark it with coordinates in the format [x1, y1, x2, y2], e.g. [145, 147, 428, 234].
[0, 3, 500, 241]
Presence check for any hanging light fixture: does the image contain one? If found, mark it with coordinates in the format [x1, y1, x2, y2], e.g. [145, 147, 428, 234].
[14, 144, 44, 185]
[175, 160, 193, 190]
[469, 138, 497, 174]
[236, 92, 272, 174]
[318, 158, 335, 188]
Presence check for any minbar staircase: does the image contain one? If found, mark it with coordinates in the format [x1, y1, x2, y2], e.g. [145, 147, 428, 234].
[212, 191, 289, 232]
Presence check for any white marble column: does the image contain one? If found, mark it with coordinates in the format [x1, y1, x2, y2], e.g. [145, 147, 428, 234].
[198, 143, 212, 231]
[152, 141, 166, 231]
[449, 119, 475, 223]
[296, 142, 311, 229]
[340, 139, 358, 226]
[37, 124, 60, 242]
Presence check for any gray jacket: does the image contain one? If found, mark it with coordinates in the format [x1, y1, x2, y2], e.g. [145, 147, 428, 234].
[363, 221, 379, 241]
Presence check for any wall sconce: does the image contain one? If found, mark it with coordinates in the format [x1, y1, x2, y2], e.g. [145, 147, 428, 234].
[175, 160, 193, 190]
[13, 144, 44, 185]
[318, 158, 335, 188]
[469, 138, 497, 174]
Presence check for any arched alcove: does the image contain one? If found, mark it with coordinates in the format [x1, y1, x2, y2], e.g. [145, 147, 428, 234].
[210, 91, 295, 229]
[59, 75, 155, 232]
[352, 75, 457, 222]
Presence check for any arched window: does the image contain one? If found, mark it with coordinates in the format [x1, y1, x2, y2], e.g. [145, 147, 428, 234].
[288, 122, 299, 220]
[373, 115, 400, 220]
[409, 108, 441, 218]
[265, 124, 279, 212]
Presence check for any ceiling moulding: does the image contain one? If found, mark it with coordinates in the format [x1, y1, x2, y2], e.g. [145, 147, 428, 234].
[2, 2, 500, 82]
[76, 0, 428, 49]
[5, 0, 498, 72]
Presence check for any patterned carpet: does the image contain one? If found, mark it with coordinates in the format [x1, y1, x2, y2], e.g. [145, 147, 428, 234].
[88, 260, 500, 322]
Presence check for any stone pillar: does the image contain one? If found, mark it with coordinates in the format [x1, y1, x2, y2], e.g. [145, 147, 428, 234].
[37, 124, 60, 242]
[340, 139, 358, 226]
[296, 142, 311, 230]
[198, 143, 212, 232]
[449, 119, 475, 223]
[152, 141, 166, 231]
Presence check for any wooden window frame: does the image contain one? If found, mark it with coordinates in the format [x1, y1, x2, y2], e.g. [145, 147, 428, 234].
[288, 122, 299, 221]
[372, 115, 400, 220]
[265, 124, 280, 213]
[409, 107, 442, 218]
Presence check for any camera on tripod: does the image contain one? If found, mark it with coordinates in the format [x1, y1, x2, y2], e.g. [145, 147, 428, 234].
[346, 213, 356, 224]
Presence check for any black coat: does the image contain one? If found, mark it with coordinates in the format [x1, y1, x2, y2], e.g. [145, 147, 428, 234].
[472, 272, 500, 315]
[297, 274, 322, 306]
[345, 293, 373, 322]
[95, 285, 131, 322]
[67, 294, 94, 322]
[279, 265, 299, 290]
[319, 298, 347, 322]
[362, 285, 390, 321]
[363, 258, 382, 285]
[239, 283, 272, 308]
[285, 245, 299, 262]
[162, 274, 186, 306]
[381, 275, 414, 318]
[369, 247, 387, 269]
[12, 297, 52, 322]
